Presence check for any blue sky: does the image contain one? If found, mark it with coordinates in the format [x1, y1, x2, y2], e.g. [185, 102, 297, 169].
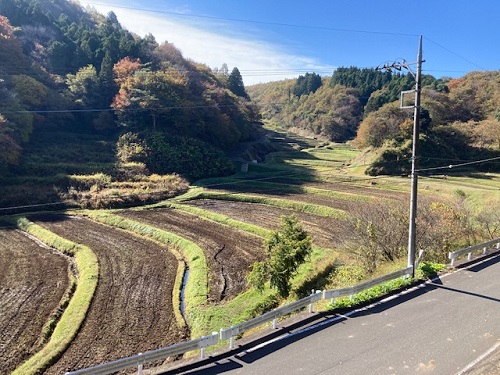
[78, 0, 499, 85]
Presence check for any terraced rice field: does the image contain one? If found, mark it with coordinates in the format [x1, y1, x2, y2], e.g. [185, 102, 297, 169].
[0, 229, 70, 374]
[117, 207, 265, 302]
[185, 199, 343, 249]
[3, 140, 499, 374]
[28, 214, 187, 374]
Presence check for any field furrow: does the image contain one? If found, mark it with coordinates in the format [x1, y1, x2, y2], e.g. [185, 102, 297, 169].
[0, 229, 69, 374]
[29, 215, 186, 374]
[117, 208, 265, 303]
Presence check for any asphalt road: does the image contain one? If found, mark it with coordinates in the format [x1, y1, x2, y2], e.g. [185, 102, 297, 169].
[169, 255, 500, 375]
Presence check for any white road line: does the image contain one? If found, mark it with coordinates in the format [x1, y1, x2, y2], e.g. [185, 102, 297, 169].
[454, 341, 500, 375]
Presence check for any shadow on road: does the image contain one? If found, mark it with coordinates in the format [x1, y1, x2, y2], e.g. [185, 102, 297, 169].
[426, 255, 500, 303]
[428, 283, 500, 303]
[461, 252, 500, 272]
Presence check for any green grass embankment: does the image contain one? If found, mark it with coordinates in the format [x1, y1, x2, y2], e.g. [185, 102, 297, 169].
[227, 180, 373, 202]
[13, 217, 98, 375]
[146, 201, 341, 339]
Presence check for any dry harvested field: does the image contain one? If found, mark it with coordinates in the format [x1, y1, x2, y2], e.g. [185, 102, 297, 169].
[117, 208, 265, 302]
[186, 199, 344, 249]
[0, 228, 69, 374]
[29, 214, 186, 374]
[262, 177, 409, 200]
[205, 183, 376, 211]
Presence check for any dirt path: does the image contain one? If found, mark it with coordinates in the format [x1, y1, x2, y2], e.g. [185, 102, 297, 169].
[117, 208, 265, 303]
[30, 215, 186, 374]
[186, 199, 344, 250]
[0, 228, 69, 374]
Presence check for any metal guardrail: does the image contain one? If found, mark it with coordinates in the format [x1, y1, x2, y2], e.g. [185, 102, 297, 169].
[64, 267, 415, 374]
[61, 239, 500, 375]
[323, 266, 414, 301]
[448, 238, 500, 266]
[64, 332, 218, 375]
[220, 291, 323, 348]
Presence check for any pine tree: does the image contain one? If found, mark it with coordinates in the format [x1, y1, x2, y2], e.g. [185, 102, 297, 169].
[227, 67, 248, 99]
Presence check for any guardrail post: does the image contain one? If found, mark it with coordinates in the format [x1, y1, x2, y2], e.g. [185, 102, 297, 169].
[229, 336, 235, 350]
[200, 347, 205, 359]
[483, 246, 487, 255]
[137, 354, 143, 375]
[497, 242, 500, 249]
[467, 252, 472, 261]
[416, 249, 425, 268]
[272, 317, 277, 329]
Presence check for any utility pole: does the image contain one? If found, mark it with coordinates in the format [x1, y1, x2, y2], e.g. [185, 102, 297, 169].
[376, 35, 423, 277]
[407, 35, 423, 277]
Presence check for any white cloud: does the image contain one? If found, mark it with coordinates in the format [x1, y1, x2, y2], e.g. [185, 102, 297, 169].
[78, 1, 335, 85]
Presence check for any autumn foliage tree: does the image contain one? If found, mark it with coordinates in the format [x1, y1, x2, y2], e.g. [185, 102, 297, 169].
[0, 115, 22, 171]
[0, 15, 28, 70]
[354, 102, 412, 148]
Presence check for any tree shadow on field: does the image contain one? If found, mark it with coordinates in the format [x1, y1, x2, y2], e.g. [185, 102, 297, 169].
[27, 212, 74, 223]
[206, 130, 340, 198]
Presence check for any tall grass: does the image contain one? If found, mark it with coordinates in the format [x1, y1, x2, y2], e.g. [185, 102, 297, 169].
[13, 217, 98, 375]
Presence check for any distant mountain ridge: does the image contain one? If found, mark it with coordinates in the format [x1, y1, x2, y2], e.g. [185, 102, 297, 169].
[248, 68, 500, 174]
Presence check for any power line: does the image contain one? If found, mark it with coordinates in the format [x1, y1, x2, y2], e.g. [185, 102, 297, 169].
[83, 2, 419, 37]
[423, 37, 486, 71]
[0, 64, 468, 78]
[416, 156, 500, 173]
[0, 103, 244, 114]
[2, 152, 497, 212]
[79, 2, 487, 73]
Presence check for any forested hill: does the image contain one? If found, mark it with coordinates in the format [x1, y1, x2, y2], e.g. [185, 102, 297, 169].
[248, 68, 500, 175]
[0, 0, 260, 185]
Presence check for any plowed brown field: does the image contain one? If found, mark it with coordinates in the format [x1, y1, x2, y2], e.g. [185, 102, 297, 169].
[117, 208, 265, 303]
[0, 228, 69, 374]
[186, 199, 343, 249]
[29, 215, 186, 374]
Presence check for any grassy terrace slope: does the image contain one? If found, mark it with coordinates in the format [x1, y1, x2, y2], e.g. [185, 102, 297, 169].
[184, 199, 344, 249]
